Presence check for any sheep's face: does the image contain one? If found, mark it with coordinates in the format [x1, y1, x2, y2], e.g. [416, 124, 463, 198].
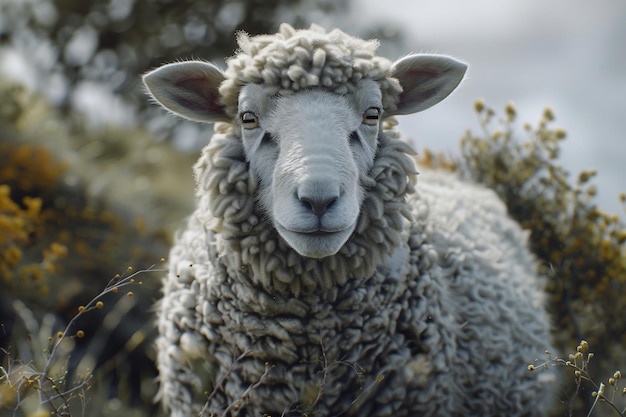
[237, 81, 381, 258]
[143, 51, 467, 259]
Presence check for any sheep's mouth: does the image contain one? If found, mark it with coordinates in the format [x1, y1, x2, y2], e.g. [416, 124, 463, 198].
[304, 229, 339, 237]
[278, 222, 352, 237]
[275, 223, 356, 259]
[294, 226, 355, 238]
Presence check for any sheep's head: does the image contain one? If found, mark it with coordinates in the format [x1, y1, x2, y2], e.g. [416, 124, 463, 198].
[144, 25, 466, 259]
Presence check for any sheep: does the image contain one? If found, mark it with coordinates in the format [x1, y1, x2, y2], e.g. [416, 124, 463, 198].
[143, 23, 555, 417]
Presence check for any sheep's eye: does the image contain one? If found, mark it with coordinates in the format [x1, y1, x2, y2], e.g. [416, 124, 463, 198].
[363, 107, 380, 126]
[241, 111, 259, 129]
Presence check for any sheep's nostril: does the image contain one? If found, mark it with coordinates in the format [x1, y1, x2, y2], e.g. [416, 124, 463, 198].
[299, 195, 338, 217]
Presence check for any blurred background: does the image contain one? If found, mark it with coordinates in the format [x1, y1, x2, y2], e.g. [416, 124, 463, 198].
[0, 1, 624, 416]
[1, 0, 624, 212]
[355, 0, 626, 215]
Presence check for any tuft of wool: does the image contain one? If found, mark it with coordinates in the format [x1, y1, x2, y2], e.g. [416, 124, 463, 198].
[219, 23, 402, 119]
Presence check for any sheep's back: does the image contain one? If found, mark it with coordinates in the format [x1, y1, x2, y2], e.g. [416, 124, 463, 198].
[408, 167, 554, 414]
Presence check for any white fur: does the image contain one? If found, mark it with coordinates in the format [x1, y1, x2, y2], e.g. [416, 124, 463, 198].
[238, 81, 382, 258]
[143, 24, 554, 417]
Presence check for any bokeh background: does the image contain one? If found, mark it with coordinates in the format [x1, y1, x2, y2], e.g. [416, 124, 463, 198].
[1, 0, 623, 212]
[355, 0, 626, 215]
[0, 1, 624, 416]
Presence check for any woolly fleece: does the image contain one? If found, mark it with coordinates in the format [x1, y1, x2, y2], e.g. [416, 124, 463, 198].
[219, 23, 402, 118]
[155, 24, 554, 417]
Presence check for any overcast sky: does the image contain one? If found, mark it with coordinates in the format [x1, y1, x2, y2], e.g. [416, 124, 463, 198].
[345, 0, 625, 215]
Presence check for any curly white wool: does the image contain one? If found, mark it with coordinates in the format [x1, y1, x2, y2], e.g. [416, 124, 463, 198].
[148, 23, 555, 417]
[219, 24, 402, 118]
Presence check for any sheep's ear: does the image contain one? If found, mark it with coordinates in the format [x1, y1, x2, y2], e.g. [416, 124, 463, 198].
[142, 61, 229, 123]
[389, 54, 467, 116]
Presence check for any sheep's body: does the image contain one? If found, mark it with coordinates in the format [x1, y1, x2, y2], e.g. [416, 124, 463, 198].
[145, 24, 554, 417]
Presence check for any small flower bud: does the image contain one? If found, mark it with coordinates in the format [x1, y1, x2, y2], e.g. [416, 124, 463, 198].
[577, 170, 596, 184]
[474, 99, 485, 113]
[555, 128, 566, 139]
[543, 107, 555, 121]
[586, 186, 597, 196]
[505, 102, 516, 120]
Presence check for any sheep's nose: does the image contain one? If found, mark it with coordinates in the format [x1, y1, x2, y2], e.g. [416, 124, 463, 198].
[299, 194, 338, 216]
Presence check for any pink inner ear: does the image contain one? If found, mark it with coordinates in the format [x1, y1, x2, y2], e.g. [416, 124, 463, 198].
[144, 61, 228, 122]
[175, 77, 224, 115]
[390, 55, 467, 115]
[397, 68, 440, 105]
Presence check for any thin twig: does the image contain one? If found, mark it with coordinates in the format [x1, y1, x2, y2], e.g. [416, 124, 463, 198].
[220, 361, 270, 417]
[37, 264, 166, 405]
